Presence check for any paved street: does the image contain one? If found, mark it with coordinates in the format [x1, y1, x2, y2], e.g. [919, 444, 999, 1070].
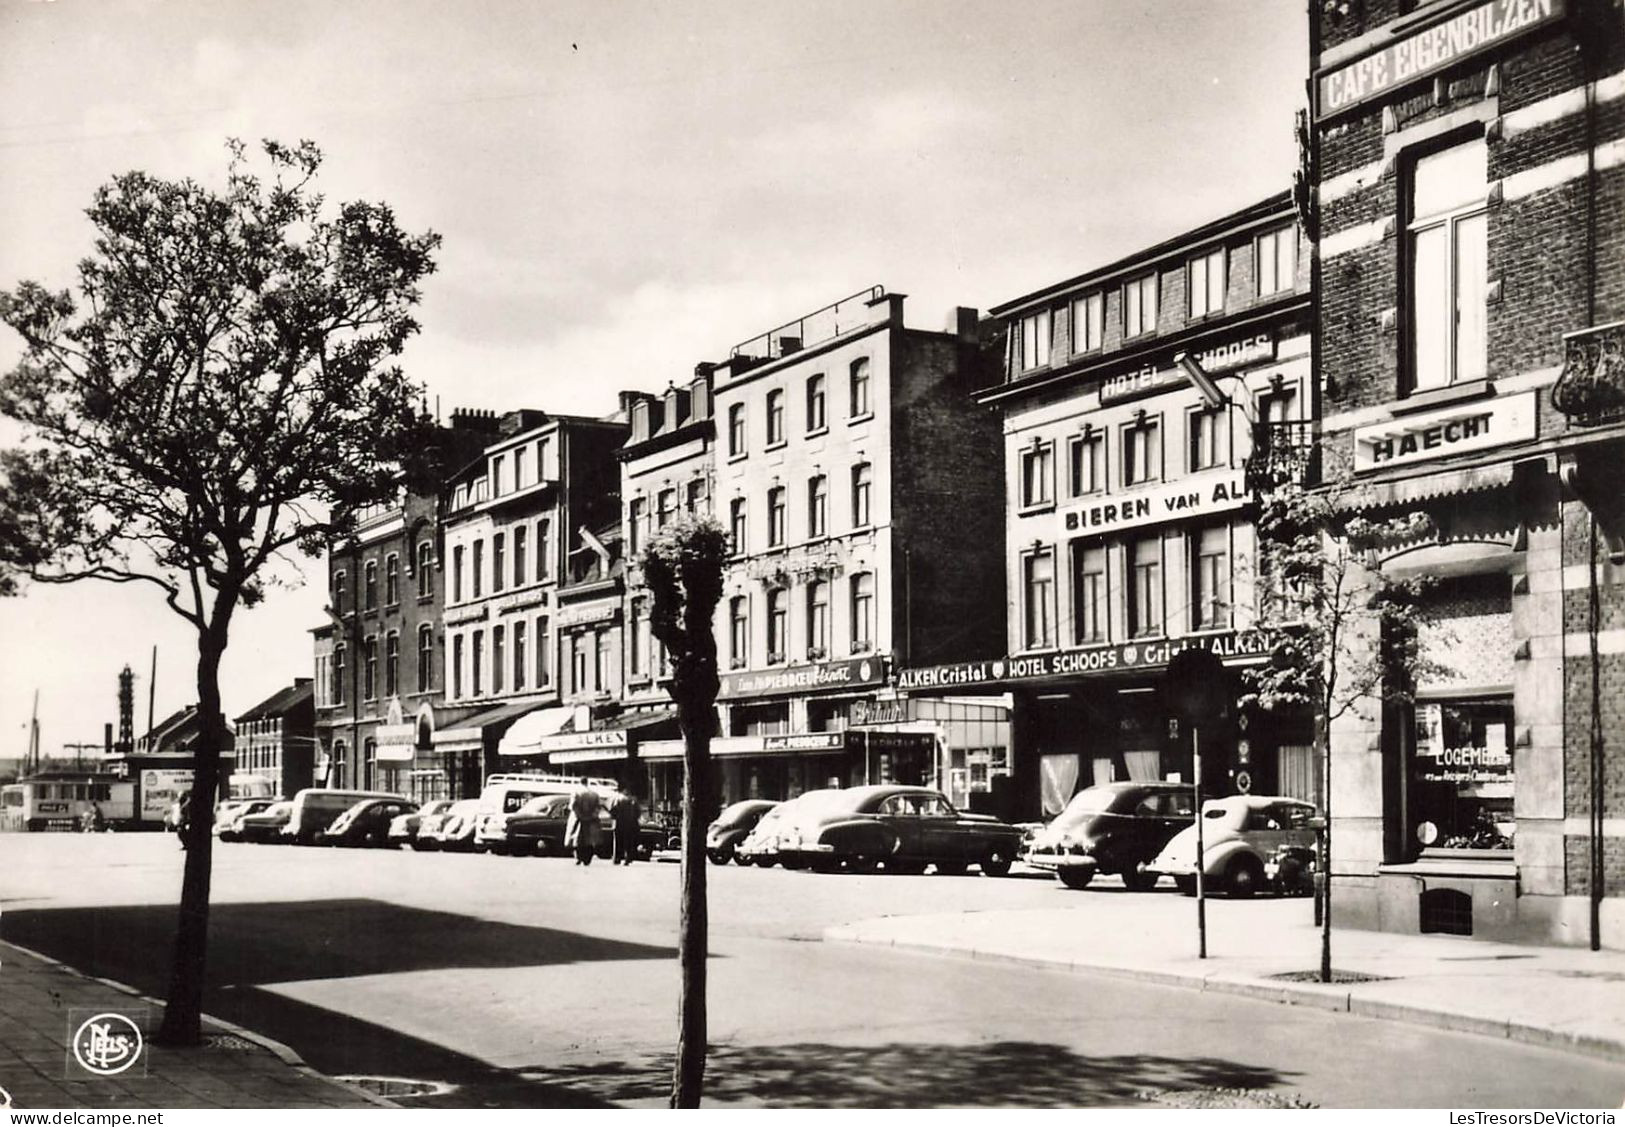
[2, 833, 1622, 1108]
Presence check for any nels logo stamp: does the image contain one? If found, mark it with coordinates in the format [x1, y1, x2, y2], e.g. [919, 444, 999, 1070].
[67, 1008, 147, 1078]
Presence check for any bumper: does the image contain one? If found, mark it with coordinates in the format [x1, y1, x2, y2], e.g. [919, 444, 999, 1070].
[1023, 851, 1098, 874]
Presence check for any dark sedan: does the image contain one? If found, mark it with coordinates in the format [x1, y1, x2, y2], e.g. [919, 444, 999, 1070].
[706, 799, 779, 865]
[1024, 782, 1195, 890]
[776, 785, 1024, 876]
[318, 797, 419, 847]
[502, 795, 664, 860]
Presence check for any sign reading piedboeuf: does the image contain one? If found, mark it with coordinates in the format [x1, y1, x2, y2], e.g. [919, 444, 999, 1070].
[719, 657, 885, 700]
[1316, 0, 1564, 120]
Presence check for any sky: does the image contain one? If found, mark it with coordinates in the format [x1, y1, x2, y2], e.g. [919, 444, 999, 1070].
[0, 0, 1306, 759]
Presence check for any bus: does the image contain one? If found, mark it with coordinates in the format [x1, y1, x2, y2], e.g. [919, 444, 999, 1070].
[0, 774, 136, 832]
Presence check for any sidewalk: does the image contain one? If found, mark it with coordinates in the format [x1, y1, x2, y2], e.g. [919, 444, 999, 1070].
[824, 890, 1625, 1065]
[0, 941, 391, 1110]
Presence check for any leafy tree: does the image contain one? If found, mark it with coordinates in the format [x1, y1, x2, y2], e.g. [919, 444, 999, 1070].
[1241, 483, 1442, 983]
[0, 139, 439, 1043]
[641, 515, 729, 1108]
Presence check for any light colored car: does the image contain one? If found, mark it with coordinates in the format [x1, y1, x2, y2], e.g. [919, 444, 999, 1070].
[237, 801, 294, 844]
[417, 798, 483, 852]
[1150, 795, 1320, 898]
[735, 795, 816, 868]
[218, 798, 278, 841]
[707, 800, 779, 865]
[389, 799, 454, 849]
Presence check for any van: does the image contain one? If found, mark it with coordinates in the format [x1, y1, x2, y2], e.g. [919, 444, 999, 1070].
[473, 773, 619, 852]
[283, 787, 404, 845]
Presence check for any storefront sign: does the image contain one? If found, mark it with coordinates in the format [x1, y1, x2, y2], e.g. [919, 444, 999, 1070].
[851, 697, 909, 726]
[539, 729, 629, 753]
[375, 722, 418, 763]
[1060, 473, 1248, 536]
[1354, 392, 1535, 473]
[898, 658, 1008, 691]
[556, 602, 619, 628]
[444, 604, 489, 627]
[1317, 0, 1564, 120]
[853, 730, 936, 752]
[140, 769, 192, 819]
[898, 630, 1279, 692]
[1101, 335, 1276, 404]
[719, 657, 884, 700]
[550, 746, 631, 765]
[761, 733, 847, 752]
[494, 590, 547, 616]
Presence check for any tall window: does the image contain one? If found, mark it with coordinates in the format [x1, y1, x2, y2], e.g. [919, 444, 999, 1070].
[1072, 292, 1104, 353]
[514, 525, 527, 586]
[363, 560, 378, 611]
[730, 498, 747, 555]
[807, 475, 828, 538]
[1023, 550, 1055, 650]
[493, 626, 506, 694]
[385, 632, 399, 697]
[767, 486, 786, 547]
[536, 437, 551, 480]
[333, 644, 346, 706]
[537, 520, 550, 580]
[1069, 432, 1104, 496]
[333, 570, 348, 615]
[1129, 536, 1164, 638]
[767, 588, 788, 663]
[1123, 418, 1162, 486]
[849, 357, 871, 417]
[472, 540, 484, 598]
[1409, 136, 1488, 392]
[1073, 544, 1107, 644]
[766, 389, 785, 445]
[1124, 272, 1159, 337]
[417, 542, 433, 600]
[1257, 225, 1298, 296]
[514, 620, 527, 690]
[417, 624, 433, 692]
[595, 629, 612, 691]
[364, 636, 378, 700]
[1018, 309, 1052, 370]
[1189, 408, 1225, 472]
[729, 596, 749, 668]
[1020, 442, 1054, 509]
[657, 488, 676, 528]
[535, 616, 550, 686]
[851, 462, 872, 527]
[452, 545, 464, 602]
[570, 633, 587, 694]
[492, 533, 506, 593]
[806, 374, 827, 432]
[491, 454, 506, 496]
[685, 478, 706, 514]
[1187, 248, 1227, 319]
[1192, 525, 1231, 630]
[807, 580, 829, 657]
[628, 498, 645, 554]
[728, 403, 747, 456]
[472, 630, 484, 696]
[514, 445, 530, 489]
[629, 600, 646, 678]
[451, 635, 462, 698]
[851, 572, 874, 651]
[384, 554, 399, 606]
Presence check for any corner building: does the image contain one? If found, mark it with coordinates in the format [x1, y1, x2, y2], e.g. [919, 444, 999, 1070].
[1310, 0, 1625, 944]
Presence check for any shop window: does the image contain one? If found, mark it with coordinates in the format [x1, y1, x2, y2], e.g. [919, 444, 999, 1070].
[1129, 535, 1164, 638]
[767, 588, 788, 664]
[1187, 248, 1227, 319]
[1072, 292, 1104, 353]
[1123, 417, 1162, 486]
[1018, 309, 1052, 371]
[1020, 441, 1054, 510]
[1410, 697, 1515, 852]
[1023, 548, 1056, 650]
[1191, 525, 1231, 630]
[806, 374, 827, 432]
[849, 357, 871, 418]
[1257, 225, 1298, 296]
[766, 389, 786, 446]
[1123, 272, 1159, 338]
[1069, 431, 1104, 496]
[728, 403, 747, 457]
[1072, 543, 1107, 645]
[1407, 136, 1488, 393]
[1188, 407, 1226, 472]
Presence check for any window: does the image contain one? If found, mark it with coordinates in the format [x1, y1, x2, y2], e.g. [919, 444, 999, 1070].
[1072, 292, 1105, 353]
[1192, 525, 1231, 630]
[730, 498, 747, 555]
[1129, 536, 1164, 638]
[1020, 442, 1054, 509]
[333, 570, 348, 615]
[595, 629, 612, 691]
[851, 572, 874, 651]
[729, 596, 749, 669]
[493, 625, 506, 694]
[364, 636, 378, 700]
[492, 534, 506, 593]
[1018, 309, 1052, 370]
[333, 645, 347, 706]
[766, 389, 785, 446]
[451, 635, 463, 698]
[657, 488, 676, 529]
[417, 625, 433, 693]
[1408, 137, 1488, 391]
[685, 478, 706, 514]
[514, 445, 530, 489]
[385, 632, 399, 697]
[536, 437, 551, 480]
[728, 403, 747, 456]
[472, 540, 484, 598]
[807, 475, 827, 538]
[849, 358, 871, 418]
[417, 542, 433, 600]
[535, 616, 550, 686]
[452, 546, 464, 602]
[514, 525, 527, 586]
[471, 630, 484, 696]
[807, 374, 827, 432]
[1189, 408, 1226, 472]
[384, 554, 399, 606]
[768, 486, 786, 548]
[1069, 432, 1104, 496]
[852, 462, 872, 527]
[1411, 697, 1514, 850]
[1187, 248, 1227, 319]
[536, 520, 550, 580]
[1073, 544, 1107, 644]
[363, 560, 378, 611]
[1124, 272, 1159, 337]
[630, 600, 646, 678]
[1257, 225, 1298, 296]
[570, 633, 587, 694]
[628, 499, 645, 554]
[767, 588, 788, 663]
[1023, 550, 1055, 650]
[807, 580, 829, 658]
[491, 454, 506, 496]
[1122, 418, 1162, 486]
[513, 620, 527, 691]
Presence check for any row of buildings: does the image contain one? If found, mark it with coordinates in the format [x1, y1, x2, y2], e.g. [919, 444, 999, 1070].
[237, 0, 1625, 948]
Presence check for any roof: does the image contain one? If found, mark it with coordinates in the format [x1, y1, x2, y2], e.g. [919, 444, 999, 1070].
[236, 680, 314, 724]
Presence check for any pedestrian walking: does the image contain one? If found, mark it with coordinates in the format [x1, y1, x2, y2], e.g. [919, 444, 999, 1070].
[565, 785, 603, 866]
[609, 790, 641, 865]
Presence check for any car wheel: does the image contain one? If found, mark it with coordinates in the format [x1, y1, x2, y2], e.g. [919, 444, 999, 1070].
[707, 848, 732, 866]
[780, 856, 806, 871]
[886, 859, 926, 875]
[1057, 867, 1094, 891]
[1174, 875, 1198, 897]
[1120, 865, 1160, 892]
[731, 851, 752, 865]
[845, 853, 879, 875]
[935, 861, 967, 876]
[1227, 856, 1265, 898]
[981, 848, 1013, 878]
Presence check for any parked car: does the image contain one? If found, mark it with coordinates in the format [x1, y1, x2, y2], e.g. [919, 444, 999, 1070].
[502, 794, 603, 857]
[472, 773, 619, 851]
[282, 788, 404, 846]
[706, 800, 779, 865]
[236, 801, 294, 844]
[419, 798, 485, 852]
[776, 785, 1025, 876]
[319, 797, 420, 847]
[1024, 782, 1195, 891]
[1150, 794, 1321, 898]
[218, 798, 278, 842]
[735, 792, 822, 868]
[389, 798, 454, 849]
[413, 799, 477, 851]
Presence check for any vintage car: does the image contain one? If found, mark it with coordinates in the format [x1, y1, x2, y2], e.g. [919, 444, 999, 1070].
[1024, 782, 1195, 891]
[706, 799, 779, 865]
[319, 797, 420, 847]
[419, 798, 484, 852]
[1150, 794, 1321, 897]
[735, 794, 819, 868]
[388, 798, 454, 849]
[235, 801, 294, 844]
[497, 793, 666, 859]
[217, 798, 278, 841]
[776, 785, 1024, 876]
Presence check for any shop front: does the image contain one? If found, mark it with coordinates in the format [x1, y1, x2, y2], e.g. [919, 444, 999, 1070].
[538, 708, 679, 797]
[431, 699, 564, 799]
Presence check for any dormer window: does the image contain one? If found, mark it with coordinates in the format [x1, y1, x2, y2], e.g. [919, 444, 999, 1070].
[1018, 310, 1052, 371]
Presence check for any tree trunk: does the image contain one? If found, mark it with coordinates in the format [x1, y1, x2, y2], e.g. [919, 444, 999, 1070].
[154, 627, 228, 1046]
[670, 704, 712, 1109]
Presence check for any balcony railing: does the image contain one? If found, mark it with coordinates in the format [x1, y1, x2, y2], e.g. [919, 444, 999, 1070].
[1246, 419, 1321, 493]
[1554, 322, 1625, 427]
[731, 285, 886, 363]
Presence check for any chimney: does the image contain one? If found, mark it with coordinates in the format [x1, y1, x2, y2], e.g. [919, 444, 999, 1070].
[950, 306, 980, 341]
[618, 390, 645, 422]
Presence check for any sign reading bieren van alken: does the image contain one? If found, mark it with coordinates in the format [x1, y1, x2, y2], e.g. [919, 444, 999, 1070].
[1316, 0, 1564, 120]
[1060, 472, 1248, 537]
[896, 628, 1281, 691]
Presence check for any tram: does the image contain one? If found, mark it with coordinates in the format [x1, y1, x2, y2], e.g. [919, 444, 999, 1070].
[0, 773, 135, 832]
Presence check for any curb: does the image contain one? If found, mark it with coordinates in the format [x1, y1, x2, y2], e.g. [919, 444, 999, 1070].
[0, 940, 397, 1109]
[823, 930, 1625, 1065]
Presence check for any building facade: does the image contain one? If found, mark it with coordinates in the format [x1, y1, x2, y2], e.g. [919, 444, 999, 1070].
[1310, 0, 1625, 944]
[233, 679, 315, 800]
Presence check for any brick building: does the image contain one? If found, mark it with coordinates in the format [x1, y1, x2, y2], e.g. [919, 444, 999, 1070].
[233, 679, 315, 800]
[1309, 0, 1625, 944]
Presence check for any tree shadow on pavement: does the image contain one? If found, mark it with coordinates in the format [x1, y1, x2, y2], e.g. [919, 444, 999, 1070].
[538, 1040, 1310, 1108]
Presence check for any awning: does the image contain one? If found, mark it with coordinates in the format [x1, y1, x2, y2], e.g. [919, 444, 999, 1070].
[542, 708, 679, 764]
[1337, 461, 1515, 511]
[433, 700, 559, 755]
[496, 706, 577, 757]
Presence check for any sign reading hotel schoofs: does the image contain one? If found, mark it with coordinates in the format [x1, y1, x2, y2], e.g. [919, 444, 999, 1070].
[718, 656, 885, 700]
[1100, 334, 1276, 405]
[1316, 0, 1564, 120]
[1353, 391, 1536, 473]
[896, 629, 1280, 691]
